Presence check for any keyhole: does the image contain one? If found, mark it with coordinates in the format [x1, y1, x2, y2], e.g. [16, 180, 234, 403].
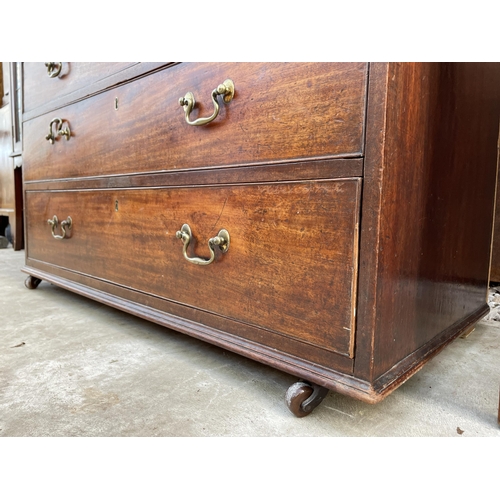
[115, 200, 119, 211]
[115, 97, 118, 110]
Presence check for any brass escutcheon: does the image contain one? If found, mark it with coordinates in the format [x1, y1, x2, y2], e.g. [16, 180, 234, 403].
[179, 79, 235, 126]
[176, 223, 230, 266]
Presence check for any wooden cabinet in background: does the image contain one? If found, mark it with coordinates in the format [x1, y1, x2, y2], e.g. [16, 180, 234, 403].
[0, 62, 23, 250]
[21, 63, 500, 417]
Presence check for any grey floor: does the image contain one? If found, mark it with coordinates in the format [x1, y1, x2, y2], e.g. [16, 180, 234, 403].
[1, 247, 499, 437]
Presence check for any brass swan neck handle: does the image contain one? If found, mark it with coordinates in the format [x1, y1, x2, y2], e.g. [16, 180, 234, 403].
[45, 62, 62, 78]
[48, 215, 72, 240]
[179, 79, 235, 126]
[176, 223, 230, 266]
[45, 118, 71, 144]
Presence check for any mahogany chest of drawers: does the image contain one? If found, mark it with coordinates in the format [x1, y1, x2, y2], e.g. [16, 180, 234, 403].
[22, 62, 500, 417]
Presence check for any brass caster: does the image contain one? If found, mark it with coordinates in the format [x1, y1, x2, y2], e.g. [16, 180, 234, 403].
[25, 276, 42, 289]
[285, 380, 329, 418]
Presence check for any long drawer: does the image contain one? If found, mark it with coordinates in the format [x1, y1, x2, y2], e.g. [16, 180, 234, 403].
[23, 62, 368, 182]
[26, 178, 361, 357]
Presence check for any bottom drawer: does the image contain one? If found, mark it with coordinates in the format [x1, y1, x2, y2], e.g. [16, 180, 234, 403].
[26, 178, 361, 357]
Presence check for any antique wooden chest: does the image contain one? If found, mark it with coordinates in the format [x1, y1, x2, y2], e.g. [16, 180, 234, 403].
[21, 62, 500, 416]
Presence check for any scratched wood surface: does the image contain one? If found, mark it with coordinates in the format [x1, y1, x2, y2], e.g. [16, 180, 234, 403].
[23, 62, 368, 182]
[26, 178, 361, 357]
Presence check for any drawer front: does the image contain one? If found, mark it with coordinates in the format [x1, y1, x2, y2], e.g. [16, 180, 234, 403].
[23, 62, 140, 114]
[23, 62, 368, 182]
[26, 178, 361, 357]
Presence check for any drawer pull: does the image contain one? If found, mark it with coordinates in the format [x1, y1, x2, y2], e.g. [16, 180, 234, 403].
[45, 118, 71, 144]
[45, 62, 62, 78]
[47, 215, 72, 240]
[179, 79, 235, 126]
[176, 223, 230, 266]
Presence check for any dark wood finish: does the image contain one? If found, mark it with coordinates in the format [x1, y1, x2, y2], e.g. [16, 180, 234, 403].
[23, 62, 173, 119]
[22, 262, 355, 376]
[356, 63, 500, 385]
[12, 165, 23, 250]
[24, 158, 363, 191]
[26, 177, 361, 357]
[21, 62, 500, 407]
[23, 63, 368, 182]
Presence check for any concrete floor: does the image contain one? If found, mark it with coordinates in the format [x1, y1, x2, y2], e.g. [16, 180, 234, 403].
[1, 247, 499, 437]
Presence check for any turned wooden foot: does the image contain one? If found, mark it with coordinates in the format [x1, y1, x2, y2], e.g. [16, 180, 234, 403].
[24, 275, 42, 289]
[285, 380, 329, 418]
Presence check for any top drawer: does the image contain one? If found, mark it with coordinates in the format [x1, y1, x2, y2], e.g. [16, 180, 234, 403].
[23, 62, 168, 116]
[23, 62, 368, 182]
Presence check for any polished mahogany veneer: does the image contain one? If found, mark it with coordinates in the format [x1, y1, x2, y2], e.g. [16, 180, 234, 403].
[23, 63, 367, 182]
[22, 62, 500, 415]
[26, 178, 361, 357]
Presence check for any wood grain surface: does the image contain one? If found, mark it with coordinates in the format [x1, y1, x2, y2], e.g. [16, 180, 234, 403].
[23, 62, 368, 181]
[355, 62, 500, 382]
[21, 62, 500, 404]
[26, 178, 361, 357]
[23, 62, 171, 117]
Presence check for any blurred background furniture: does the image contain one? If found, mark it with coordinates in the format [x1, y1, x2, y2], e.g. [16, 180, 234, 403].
[0, 62, 24, 250]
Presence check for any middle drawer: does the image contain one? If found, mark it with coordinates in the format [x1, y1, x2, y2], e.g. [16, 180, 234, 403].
[26, 178, 361, 357]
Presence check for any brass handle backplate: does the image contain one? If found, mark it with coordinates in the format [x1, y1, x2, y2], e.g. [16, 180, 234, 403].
[176, 223, 230, 266]
[48, 215, 72, 240]
[179, 79, 234, 126]
[45, 62, 62, 78]
[46, 118, 71, 144]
